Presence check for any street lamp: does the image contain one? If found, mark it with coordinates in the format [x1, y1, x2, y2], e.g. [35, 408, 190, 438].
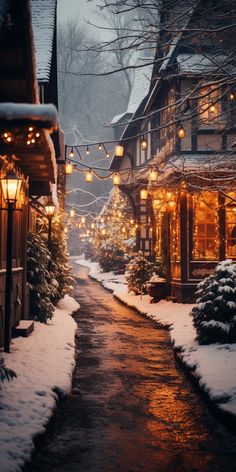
[1, 170, 23, 353]
[45, 202, 55, 247]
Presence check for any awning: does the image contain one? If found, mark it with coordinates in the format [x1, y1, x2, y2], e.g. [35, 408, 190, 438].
[0, 102, 58, 195]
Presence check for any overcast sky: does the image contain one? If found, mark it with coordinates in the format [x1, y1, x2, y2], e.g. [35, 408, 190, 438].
[58, 0, 106, 39]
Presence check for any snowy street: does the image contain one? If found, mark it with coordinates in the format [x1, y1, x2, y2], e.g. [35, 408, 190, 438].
[23, 263, 236, 472]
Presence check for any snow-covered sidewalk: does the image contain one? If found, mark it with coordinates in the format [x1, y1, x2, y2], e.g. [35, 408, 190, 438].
[77, 258, 236, 423]
[0, 295, 79, 472]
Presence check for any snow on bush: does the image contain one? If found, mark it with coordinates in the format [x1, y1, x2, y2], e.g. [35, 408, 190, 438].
[27, 232, 55, 323]
[126, 252, 163, 295]
[191, 259, 236, 344]
[98, 242, 128, 273]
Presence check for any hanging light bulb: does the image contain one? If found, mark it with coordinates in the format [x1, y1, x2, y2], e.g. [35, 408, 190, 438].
[64, 227, 68, 234]
[65, 162, 73, 174]
[98, 143, 103, 151]
[114, 145, 124, 157]
[85, 170, 93, 182]
[86, 146, 90, 155]
[140, 189, 148, 200]
[112, 173, 121, 185]
[210, 104, 216, 113]
[81, 216, 86, 224]
[70, 208, 75, 218]
[69, 147, 74, 158]
[149, 168, 158, 182]
[101, 228, 106, 235]
[141, 136, 148, 151]
[106, 151, 110, 158]
[229, 91, 235, 101]
[91, 222, 95, 229]
[177, 124, 185, 139]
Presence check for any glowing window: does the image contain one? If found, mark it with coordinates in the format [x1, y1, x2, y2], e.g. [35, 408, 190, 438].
[192, 192, 219, 260]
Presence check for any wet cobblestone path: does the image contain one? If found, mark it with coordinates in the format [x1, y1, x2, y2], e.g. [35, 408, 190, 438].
[23, 264, 236, 472]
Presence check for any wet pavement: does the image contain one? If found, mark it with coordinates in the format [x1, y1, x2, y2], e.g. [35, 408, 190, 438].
[23, 264, 236, 472]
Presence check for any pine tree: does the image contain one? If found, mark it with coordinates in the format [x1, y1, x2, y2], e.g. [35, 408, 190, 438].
[27, 232, 55, 323]
[95, 187, 135, 271]
[191, 260, 236, 344]
[47, 212, 75, 304]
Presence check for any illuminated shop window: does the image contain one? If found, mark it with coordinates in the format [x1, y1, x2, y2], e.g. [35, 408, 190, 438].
[193, 192, 219, 260]
[199, 86, 221, 126]
[225, 192, 236, 258]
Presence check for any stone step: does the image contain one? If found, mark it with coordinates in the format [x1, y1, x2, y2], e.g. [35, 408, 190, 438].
[12, 320, 34, 338]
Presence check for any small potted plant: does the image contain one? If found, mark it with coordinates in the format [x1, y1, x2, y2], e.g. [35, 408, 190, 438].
[145, 273, 166, 303]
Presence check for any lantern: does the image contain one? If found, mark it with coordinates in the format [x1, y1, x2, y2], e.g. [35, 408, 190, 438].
[45, 204, 56, 218]
[149, 168, 158, 182]
[114, 145, 124, 157]
[112, 173, 121, 185]
[65, 162, 73, 174]
[141, 136, 148, 151]
[85, 170, 93, 182]
[140, 189, 148, 200]
[1, 171, 22, 204]
[177, 124, 185, 139]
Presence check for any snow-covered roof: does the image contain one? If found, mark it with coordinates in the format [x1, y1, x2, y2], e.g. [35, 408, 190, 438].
[31, 0, 56, 83]
[0, 102, 58, 129]
[176, 53, 232, 75]
[127, 60, 153, 114]
[111, 59, 153, 126]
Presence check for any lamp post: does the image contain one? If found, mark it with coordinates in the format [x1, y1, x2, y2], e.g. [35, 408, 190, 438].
[45, 203, 55, 248]
[1, 170, 22, 353]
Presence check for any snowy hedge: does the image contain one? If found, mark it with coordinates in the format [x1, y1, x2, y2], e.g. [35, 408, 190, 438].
[191, 260, 236, 344]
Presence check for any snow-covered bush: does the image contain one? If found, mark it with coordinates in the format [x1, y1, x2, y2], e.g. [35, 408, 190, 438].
[47, 216, 75, 304]
[126, 253, 163, 295]
[98, 242, 128, 272]
[27, 232, 54, 323]
[0, 357, 16, 387]
[191, 259, 236, 344]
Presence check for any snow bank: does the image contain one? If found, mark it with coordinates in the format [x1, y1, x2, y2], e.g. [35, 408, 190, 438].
[77, 259, 236, 420]
[0, 295, 79, 472]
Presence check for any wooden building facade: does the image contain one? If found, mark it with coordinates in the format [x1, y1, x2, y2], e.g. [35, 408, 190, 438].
[110, 0, 236, 302]
[0, 0, 59, 348]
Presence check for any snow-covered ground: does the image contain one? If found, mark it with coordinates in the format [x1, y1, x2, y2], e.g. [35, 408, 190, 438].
[0, 295, 79, 472]
[77, 258, 236, 420]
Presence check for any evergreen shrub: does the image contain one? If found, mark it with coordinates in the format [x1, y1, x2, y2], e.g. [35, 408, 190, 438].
[98, 242, 128, 272]
[191, 259, 236, 344]
[27, 232, 54, 323]
[126, 252, 163, 295]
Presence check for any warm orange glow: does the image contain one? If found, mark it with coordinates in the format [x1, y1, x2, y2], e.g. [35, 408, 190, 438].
[70, 208, 75, 218]
[81, 216, 86, 224]
[65, 163, 73, 174]
[112, 173, 121, 185]
[141, 136, 148, 151]
[140, 189, 148, 200]
[85, 170, 93, 182]
[1, 171, 22, 204]
[114, 145, 124, 157]
[149, 169, 158, 182]
[69, 148, 74, 158]
[177, 125, 185, 139]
